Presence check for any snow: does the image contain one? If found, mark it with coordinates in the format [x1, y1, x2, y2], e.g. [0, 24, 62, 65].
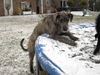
[0, 15, 44, 75]
[36, 22, 100, 75]
[23, 11, 32, 15]
[71, 11, 90, 16]
[0, 12, 99, 75]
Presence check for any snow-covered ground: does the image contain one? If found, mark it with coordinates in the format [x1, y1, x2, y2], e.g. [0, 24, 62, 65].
[36, 22, 100, 75]
[0, 12, 99, 75]
[0, 15, 44, 75]
[72, 11, 90, 16]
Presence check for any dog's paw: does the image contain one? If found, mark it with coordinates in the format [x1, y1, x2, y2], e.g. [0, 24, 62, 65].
[73, 43, 77, 46]
[70, 42, 77, 47]
[72, 37, 79, 41]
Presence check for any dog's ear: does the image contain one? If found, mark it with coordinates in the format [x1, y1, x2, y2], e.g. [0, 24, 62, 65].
[53, 12, 61, 23]
[56, 13, 60, 19]
[67, 13, 73, 22]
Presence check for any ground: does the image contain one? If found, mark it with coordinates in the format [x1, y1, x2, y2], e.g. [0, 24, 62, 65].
[0, 11, 99, 75]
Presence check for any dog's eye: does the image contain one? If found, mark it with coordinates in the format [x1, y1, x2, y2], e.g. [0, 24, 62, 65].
[60, 18, 63, 22]
[65, 18, 69, 22]
[61, 18, 68, 22]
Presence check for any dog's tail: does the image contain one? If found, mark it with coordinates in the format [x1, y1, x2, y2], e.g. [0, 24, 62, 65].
[20, 38, 28, 51]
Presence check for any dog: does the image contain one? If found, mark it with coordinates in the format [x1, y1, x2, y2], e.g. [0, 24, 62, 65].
[20, 11, 78, 73]
[93, 14, 100, 55]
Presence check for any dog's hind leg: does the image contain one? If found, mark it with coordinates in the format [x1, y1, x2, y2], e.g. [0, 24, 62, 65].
[94, 36, 100, 55]
[28, 38, 35, 73]
[29, 54, 34, 73]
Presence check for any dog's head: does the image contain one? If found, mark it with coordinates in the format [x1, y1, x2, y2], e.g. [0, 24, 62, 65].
[54, 11, 73, 31]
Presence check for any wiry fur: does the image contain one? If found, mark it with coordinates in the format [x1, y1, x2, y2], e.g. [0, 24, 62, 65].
[20, 12, 78, 73]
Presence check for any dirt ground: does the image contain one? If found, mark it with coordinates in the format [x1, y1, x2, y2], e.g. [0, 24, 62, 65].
[0, 12, 99, 75]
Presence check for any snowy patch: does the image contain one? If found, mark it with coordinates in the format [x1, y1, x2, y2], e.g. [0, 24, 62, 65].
[71, 11, 90, 16]
[23, 11, 32, 15]
[35, 22, 100, 75]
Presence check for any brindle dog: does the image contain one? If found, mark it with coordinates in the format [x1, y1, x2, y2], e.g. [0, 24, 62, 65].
[20, 12, 78, 73]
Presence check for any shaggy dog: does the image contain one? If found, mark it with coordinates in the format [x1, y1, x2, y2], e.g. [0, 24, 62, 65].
[20, 12, 78, 73]
[94, 14, 100, 55]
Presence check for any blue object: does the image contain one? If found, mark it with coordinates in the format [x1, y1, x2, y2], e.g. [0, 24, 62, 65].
[35, 44, 65, 75]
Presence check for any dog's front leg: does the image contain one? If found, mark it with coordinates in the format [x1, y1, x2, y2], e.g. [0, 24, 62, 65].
[51, 35, 77, 46]
[59, 31, 79, 41]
